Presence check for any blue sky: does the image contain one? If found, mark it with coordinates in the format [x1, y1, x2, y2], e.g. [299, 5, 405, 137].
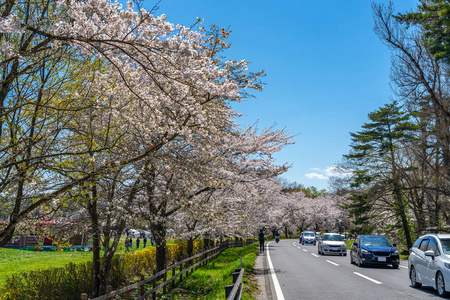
[155, 0, 419, 190]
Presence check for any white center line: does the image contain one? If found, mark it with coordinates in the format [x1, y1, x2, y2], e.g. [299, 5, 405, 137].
[400, 265, 408, 269]
[325, 260, 340, 266]
[303, 249, 308, 252]
[297, 247, 301, 249]
[353, 272, 383, 284]
[311, 253, 319, 257]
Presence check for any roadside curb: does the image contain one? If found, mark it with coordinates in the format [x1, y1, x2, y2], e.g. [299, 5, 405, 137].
[254, 250, 273, 300]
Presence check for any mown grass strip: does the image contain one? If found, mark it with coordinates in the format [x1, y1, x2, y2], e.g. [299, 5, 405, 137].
[162, 244, 259, 300]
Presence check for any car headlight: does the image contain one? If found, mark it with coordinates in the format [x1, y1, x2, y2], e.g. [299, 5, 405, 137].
[444, 263, 450, 270]
[393, 250, 399, 255]
[323, 242, 328, 246]
[361, 249, 369, 254]
[341, 244, 347, 249]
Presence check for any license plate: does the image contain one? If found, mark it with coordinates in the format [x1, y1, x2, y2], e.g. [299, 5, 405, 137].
[378, 257, 386, 262]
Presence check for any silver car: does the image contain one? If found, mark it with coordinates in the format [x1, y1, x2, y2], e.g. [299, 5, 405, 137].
[301, 231, 316, 245]
[409, 233, 450, 297]
[318, 233, 347, 256]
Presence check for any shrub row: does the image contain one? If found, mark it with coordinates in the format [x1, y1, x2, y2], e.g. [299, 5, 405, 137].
[0, 240, 205, 300]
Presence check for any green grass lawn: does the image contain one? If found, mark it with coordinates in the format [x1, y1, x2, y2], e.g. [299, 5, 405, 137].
[0, 236, 155, 287]
[0, 248, 93, 286]
[163, 244, 259, 300]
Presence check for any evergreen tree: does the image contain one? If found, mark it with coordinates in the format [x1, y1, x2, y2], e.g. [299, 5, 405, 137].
[345, 102, 417, 248]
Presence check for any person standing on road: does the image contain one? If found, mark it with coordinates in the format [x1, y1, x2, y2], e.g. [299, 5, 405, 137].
[258, 229, 265, 252]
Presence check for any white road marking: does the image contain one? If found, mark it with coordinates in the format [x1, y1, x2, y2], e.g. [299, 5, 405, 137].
[303, 249, 308, 252]
[297, 247, 301, 249]
[292, 242, 296, 246]
[326, 260, 340, 266]
[311, 253, 319, 257]
[353, 272, 383, 285]
[400, 265, 408, 269]
[266, 242, 285, 300]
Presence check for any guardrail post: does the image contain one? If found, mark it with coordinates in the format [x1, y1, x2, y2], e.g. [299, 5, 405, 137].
[125, 279, 130, 300]
[225, 285, 234, 299]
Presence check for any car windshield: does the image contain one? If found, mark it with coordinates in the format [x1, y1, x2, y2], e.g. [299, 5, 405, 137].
[361, 236, 392, 247]
[304, 232, 314, 237]
[439, 239, 450, 255]
[323, 234, 343, 241]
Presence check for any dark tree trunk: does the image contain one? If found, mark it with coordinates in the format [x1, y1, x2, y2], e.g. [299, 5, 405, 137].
[150, 222, 167, 272]
[187, 238, 194, 257]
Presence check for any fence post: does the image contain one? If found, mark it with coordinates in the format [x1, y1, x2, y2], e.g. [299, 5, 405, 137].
[152, 269, 157, 300]
[140, 274, 145, 296]
[125, 279, 130, 300]
[106, 285, 112, 300]
[80, 293, 88, 300]
[163, 264, 167, 294]
[172, 267, 175, 288]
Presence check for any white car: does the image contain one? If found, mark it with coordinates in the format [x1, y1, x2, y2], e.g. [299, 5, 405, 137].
[317, 233, 347, 256]
[409, 233, 450, 297]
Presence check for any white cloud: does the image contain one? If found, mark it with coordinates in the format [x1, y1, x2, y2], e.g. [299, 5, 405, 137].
[305, 165, 353, 180]
[305, 173, 328, 180]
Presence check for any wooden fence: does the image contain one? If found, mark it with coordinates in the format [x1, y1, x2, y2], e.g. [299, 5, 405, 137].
[81, 239, 255, 300]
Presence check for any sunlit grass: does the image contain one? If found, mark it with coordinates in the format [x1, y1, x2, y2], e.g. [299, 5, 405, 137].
[164, 243, 259, 300]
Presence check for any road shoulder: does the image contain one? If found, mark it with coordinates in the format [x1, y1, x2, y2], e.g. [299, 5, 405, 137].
[254, 251, 273, 300]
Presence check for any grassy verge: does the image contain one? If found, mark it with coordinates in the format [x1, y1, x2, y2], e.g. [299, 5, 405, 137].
[163, 244, 259, 300]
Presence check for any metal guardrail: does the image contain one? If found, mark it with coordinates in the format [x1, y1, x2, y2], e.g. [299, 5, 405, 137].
[224, 268, 244, 300]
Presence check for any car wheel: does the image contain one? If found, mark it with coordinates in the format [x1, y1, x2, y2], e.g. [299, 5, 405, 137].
[302, 242, 304, 245]
[343, 253, 347, 257]
[357, 254, 364, 267]
[392, 263, 399, 269]
[410, 266, 422, 288]
[437, 271, 448, 297]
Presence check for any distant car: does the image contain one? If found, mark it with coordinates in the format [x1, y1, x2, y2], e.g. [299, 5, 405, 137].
[318, 233, 347, 256]
[302, 231, 316, 245]
[409, 233, 450, 297]
[350, 235, 399, 268]
[129, 229, 141, 238]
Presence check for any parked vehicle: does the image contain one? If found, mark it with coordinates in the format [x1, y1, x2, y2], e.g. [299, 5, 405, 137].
[350, 235, 399, 268]
[318, 233, 347, 256]
[409, 233, 450, 297]
[301, 231, 316, 245]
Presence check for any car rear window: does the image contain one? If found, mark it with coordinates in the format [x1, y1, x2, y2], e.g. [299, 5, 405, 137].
[360, 236, 392, 247]
[323, 234, 343, 241]
[439, 239, 450, 255]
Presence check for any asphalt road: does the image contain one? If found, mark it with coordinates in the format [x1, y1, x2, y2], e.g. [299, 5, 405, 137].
[266, 239, 446, 300]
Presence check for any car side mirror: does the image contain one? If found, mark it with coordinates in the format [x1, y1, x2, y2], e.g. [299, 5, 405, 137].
[424, 250, 435, 258]
[393, 243, 396, 247]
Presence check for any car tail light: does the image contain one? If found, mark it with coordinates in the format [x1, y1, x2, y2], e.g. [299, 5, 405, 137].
[409, 248, 412, 254]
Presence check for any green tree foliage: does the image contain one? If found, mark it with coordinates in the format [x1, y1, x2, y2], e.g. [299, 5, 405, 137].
[345, 102, 417, 248]
[397, 0, 450, 63]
